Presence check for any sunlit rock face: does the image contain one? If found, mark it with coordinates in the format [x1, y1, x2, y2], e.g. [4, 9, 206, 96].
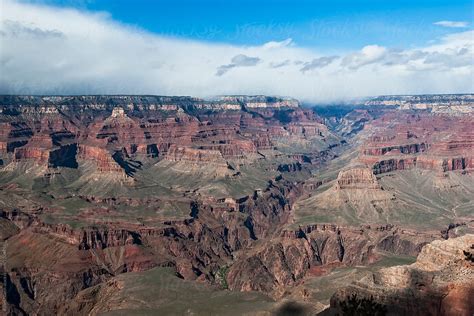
[328, 234, 474, 316]
[358, 111, 474, 174]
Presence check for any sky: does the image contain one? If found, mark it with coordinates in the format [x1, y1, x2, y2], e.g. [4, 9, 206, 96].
[0, 0, 473, 102]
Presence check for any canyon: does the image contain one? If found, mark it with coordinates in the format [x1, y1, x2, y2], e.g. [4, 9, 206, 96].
[0, 94, 473, 315]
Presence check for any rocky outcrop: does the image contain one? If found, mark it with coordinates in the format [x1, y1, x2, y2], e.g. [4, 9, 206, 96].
[77, 144, 125, 173]
[441, 223, 466, 240]
[365, 156, 472, 174]
[13, 146, 50, 163]
[358, 112, 474, 174]
[78, 229, 141, 250]
[277, 162, 303, 172]
[12, 134, 52, 163]
[216, 95, 299, 109]
[335, 166, 380, 189]
[377, 234, 428, 257]
[164, 145, 227, 165]
[304, 165, 397, 223]
[369, 157, 417, 174]
[238, 177, 304, 239]
[0, 209, 35, 228]
[227, 224, 433, 297]
[328, 234, 474, 316]
[364, 94, 474, 113]
[0, 210, 236, 314]
[362, 142, 428, 156]
[416, 156, 471, 172]
[0, 217, 19, 240]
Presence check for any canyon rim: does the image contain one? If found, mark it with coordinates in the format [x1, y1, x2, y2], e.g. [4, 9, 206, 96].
[1, 0, 473, 315]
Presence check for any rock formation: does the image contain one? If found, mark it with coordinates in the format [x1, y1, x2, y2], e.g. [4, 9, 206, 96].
[335, 166, 380, 190]
[327, 234, 474, 316]
[227, 223, 432, 298]
[0, 94, 473, 315]
[0, 95, 335, 183]
[358, 111, 474, 174]
[364, 94, 474, 114]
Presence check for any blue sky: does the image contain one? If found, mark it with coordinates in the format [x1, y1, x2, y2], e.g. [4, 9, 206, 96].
[24, 0, 473, 50]
[1, 0, 473, 100]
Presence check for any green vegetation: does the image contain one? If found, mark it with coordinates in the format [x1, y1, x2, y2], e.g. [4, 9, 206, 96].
[463, 246, 474, 263]
[215, 265, 230, 289]
[340, 294, 387, 316]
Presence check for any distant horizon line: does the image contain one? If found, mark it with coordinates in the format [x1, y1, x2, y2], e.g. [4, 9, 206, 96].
[1, 92, 473, 100]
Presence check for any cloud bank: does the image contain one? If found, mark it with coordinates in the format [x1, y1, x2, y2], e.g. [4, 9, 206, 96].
[1, 0, 473, 102]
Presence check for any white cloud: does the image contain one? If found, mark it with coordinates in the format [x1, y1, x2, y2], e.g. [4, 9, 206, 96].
[434, 21, 469, 28]
[262, 38, 293, 49]
[0, 0, 473, 102]
[342, 45, 388, 69]
[216, 54, 261, 76]
[269, 59, 291, 68]
[301, 56, 338, 72]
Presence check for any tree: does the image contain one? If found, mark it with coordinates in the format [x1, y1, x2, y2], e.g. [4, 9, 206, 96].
[339, 294, 387, 316]
[463, 245, 474, 263]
